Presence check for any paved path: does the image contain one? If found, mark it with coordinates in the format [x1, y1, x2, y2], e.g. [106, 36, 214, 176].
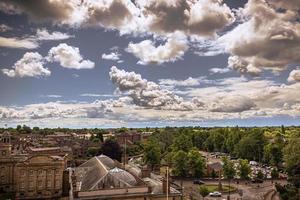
[174, 179, 286, 200]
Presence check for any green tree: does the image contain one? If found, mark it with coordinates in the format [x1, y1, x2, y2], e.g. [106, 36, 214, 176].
[256, 170, 264, 179]
[101, 138, 122, 162]
[172, 150, 188, 177]
[222, 156, 236, 198]
[235, 129, 266, 161]
[271, 168, 279, 179]
[87, 147, 101, 157]
[199, 185, 209, 200]
[283, 138, 300, 175]
[187, 149, 205, 178]
[222, 157, 236, 179]
[264, 143, 283, 166]
[238, 159, 251, 180]
[143, 139, 161, 170]
[172, 134, 193, 152]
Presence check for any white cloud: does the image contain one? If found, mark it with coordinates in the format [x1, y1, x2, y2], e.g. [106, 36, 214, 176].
[40, 95, 62, 98]
[47, 43, 95, 69]
[0, 24, 12, 32]
[0, 0, 235, 38]
[2, 52, 51, 78]
[288, 69, 300, 82]
[36, 28, 74, 41]
[109, 66, 198, 111]
[0, 36, 38, 49]
[102, 52, 120, 61]
[220, 0, 300, 75]
[127, 33, 188, 65]
[209, 67, 230, 74]
[80, 93, 119, 98]
[159, 77, 202, 87]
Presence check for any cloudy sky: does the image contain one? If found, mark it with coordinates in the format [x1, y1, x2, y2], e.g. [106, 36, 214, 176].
[0, 0, 300, 128]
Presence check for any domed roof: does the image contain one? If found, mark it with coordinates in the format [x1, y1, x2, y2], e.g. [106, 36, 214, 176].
[109, 167, 137, 186]
[97, 154, 115, 169]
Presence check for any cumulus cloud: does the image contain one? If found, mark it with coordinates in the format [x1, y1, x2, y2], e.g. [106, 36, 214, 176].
[221, 0, 300, 75]
[0, 0, 234, 38]
[36, 28, 74, 41]
[109, 66, 197, 110]
[0, 0, 80, 24]
[47, 43, 95, 69]
[2, 52, 51, 78]
[288, 69, 300, 82]
[127, 33, 188, 65]
[140, 0, 234, 37]
[102, 52, 121, 61]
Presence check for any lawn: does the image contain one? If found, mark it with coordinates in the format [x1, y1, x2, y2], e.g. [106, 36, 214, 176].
[204, 184, 236, 193]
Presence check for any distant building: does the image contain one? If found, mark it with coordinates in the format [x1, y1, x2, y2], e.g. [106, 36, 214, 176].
[0, 132, 67, 199]
[207, 161, 223, 176]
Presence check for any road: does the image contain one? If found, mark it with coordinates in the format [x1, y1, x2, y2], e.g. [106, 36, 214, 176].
[174, 179, 287, 200]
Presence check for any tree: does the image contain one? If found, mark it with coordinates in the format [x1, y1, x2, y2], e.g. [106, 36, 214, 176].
[283, 138, 300, 175]
[187, 149, 205, 178]
[271, 168, 279, 179]
[222, 156, 236, 199]
[264, 143, 283, 166]
[172, 150, 188, 177]
[199, 185, 209, 200]
[238, 159, 251, 180]
[235, 129, 266, 161]
[143, 139, 161, 170]
[222, 157, 236, 179]
[172, 134, 193, 152]
[256, 170, 264, 179]
[87, 147, 101, 157]
[211, 170, 217, 179]
[101, 139, 122, 162]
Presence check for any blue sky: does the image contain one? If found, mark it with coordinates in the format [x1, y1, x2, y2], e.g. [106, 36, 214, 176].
[0, 0, 300, 128]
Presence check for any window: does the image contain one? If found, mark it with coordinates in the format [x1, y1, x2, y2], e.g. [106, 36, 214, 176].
[20, 182, 25, 191]
[29, 170, 34, 176]
[29, 181, 34, 188]
[47, 170, 53, 175]
[37, 180, 43, 189]
[1, 151, 6, 156]
[47, 180, 52, 188]
[55, 180, 60, 189]
[38, 169, 43, 176]
[20, 170, 26, 176]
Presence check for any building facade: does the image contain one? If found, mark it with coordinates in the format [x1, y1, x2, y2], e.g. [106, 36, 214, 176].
[0, 132, 67, 199]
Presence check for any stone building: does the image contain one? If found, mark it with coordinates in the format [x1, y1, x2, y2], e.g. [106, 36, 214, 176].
[0, 132, 67, 199]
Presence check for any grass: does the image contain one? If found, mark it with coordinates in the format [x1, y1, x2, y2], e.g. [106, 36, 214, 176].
[204, 184, 236, 193]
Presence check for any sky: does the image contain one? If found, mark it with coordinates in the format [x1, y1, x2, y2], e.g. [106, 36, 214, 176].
[0, 0, 300, 128]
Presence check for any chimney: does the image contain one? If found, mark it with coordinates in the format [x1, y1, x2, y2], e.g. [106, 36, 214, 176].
[141, 166, 151, 178]
[162, 177, 170, 194]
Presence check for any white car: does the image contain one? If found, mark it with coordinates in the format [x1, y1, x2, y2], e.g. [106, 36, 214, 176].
[209, 191, 222, 197]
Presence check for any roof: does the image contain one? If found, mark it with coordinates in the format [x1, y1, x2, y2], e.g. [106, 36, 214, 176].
[75, 155, 140, 191]
[208, 162, 223, 171]
[29, 147, 61, 151]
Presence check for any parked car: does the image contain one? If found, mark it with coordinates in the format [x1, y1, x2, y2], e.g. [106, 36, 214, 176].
[193, 179, 205, 185]
[209, 191, 222, 197]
